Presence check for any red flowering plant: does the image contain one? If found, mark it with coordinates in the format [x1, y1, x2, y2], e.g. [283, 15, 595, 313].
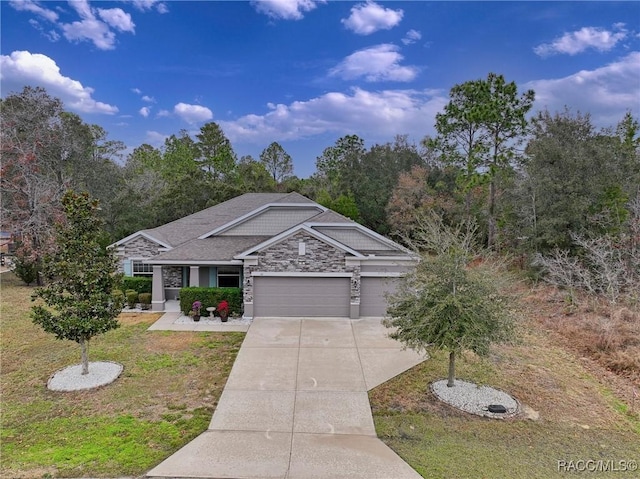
[217, 299, 229, 321]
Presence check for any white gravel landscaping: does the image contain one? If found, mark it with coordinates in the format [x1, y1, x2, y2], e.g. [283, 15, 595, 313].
[47, 361, 124, 392]
[431, 379, 520, 419]
[174, 315, 252, 326]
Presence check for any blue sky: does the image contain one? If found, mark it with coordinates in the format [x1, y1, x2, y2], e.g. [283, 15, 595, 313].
[2, 1, 639, 178]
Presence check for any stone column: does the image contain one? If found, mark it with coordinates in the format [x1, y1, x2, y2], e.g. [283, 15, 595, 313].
[151, 265, 165, 311]
[189, 266, 200, 287]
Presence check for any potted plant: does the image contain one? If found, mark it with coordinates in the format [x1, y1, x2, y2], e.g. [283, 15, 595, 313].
[189, 300, 202, 322]
[217, 299, 229, 323]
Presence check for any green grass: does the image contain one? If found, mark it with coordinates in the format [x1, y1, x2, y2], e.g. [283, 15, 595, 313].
[0, 272, 244, 478]
[370, 324, 640, 479]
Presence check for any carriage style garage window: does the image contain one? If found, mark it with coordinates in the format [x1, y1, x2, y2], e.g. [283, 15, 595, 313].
[218, 267, 241, 288]
[132, 261, 153, 275]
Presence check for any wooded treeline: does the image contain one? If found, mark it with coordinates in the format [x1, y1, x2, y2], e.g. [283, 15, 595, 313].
[2, 76, 639, 284]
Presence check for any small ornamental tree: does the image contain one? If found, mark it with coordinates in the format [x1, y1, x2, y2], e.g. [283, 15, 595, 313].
[384, 213, 515, 387]
[31, 191, 122, 375]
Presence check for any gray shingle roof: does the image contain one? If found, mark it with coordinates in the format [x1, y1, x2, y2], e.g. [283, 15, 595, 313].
[142, 193, 311, 247]
[153, 236, 270, 262]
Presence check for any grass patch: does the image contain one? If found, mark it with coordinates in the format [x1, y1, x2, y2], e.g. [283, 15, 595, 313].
[0, 272, 244, 478]
[370, 299, 640, 478]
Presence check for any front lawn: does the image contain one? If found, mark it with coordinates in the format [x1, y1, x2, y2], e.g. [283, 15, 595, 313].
[370, 290, 640, 479]
[0, 272, 244, 478]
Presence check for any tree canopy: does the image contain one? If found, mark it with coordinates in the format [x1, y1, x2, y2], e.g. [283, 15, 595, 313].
[31, 191, 122, 375]
[384, 213, 515, 387]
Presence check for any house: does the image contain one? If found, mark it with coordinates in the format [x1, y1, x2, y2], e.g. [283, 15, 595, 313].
[111, 192, 416, 318]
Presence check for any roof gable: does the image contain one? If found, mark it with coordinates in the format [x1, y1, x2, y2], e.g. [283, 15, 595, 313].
[139, 193, 310, 247]
[313, 226, 396, 251]
[236, 224, 364, 259]
[111, 231, 172, 250]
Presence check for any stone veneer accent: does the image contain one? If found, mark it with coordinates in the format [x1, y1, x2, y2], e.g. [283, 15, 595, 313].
[119, 236, 181, 289]
[163, 266, 183, 288]
[118, 235, 163, 272]
[243, 231, 360, 303]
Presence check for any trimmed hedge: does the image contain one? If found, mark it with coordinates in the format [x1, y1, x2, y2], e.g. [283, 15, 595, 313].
[121, 276, 152, 294]
[179, 287, 242, 316]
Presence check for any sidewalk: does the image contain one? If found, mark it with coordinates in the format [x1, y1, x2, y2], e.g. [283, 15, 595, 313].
[146, 317, 426, 479]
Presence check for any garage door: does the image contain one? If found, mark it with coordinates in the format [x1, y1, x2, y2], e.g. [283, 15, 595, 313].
[360, 277, 398, 317]
[253, 277, 350, 317]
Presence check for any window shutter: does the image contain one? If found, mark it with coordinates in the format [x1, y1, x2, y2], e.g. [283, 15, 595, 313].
[123, 259, 133, 276]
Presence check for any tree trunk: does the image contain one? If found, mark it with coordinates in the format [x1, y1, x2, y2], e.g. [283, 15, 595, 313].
[488, 178, 496, 249]
[80, 338, 89, 375]
[447, 350, 456, 387]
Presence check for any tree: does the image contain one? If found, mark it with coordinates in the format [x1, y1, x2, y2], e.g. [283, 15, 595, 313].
[31, 191, 122, 375]
[519, 110, 639, 252]
[384, 213, 515, 387]
[350, 135, 423, 234]
[1, 87, 70, 283]
[386, 165, 460, 240]
[235, 155, 277, 192]
[259, 141, 294, 183]
[315, 134, 366, 195]
[196, 122, 237, 181]
[429, 73, 535, 247]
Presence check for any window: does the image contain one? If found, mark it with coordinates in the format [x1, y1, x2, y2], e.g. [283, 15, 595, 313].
[132, 261, 153, 275]
[218, 267, 240, 288]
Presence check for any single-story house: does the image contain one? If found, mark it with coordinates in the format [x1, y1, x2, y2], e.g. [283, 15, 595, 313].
[111, 192, 416, 318]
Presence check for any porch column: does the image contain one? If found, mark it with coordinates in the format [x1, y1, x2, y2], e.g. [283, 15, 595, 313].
[189, 266, 200, 287]
[151, 265, 165, 312]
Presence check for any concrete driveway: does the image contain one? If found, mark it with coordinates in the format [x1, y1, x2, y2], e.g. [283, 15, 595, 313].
[146, 317, 426, 479]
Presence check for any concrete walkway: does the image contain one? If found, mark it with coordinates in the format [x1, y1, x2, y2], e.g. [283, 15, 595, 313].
[146, 317, 425, 479]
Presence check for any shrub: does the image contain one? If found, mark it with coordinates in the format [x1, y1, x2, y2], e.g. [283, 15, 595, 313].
[12, 253, 39, 286]
[112, 289, 125, 308]
[126, 291, 138, 309]
[179, 287, 242, 316]
[121, 276, 152, 294]
[138, 293, 152, 308]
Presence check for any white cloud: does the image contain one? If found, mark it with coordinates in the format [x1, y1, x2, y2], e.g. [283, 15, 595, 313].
[525, 51, 640, 127]
[174, 103, 213, 123]
[130, 0, 169, 14]
[402, 29, 422, 45]
[58, 0, 133, 50]
[329, 44, 418, 82]
[97, 8, 135, 33]
[219, 87, 447, 144]
[9, 0, 58, 22]
[157, 109, 171, 118]
[341, 1, 403, 35]
[132, 87, 142, 94]
[251, 0, 326, 20]
[142, 95, 156, 103]
[534, 24, 628, 57]
[145, 130, 169, 146]
[139, 106, 151, 117]
[28, 18, 60, 41]
[62, 18, 116, 50]
[12, 0, 137, 50]
[0, 50, 118, 114]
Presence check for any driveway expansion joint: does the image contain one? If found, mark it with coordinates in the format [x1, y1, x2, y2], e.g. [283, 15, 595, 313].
[145, 317, 425, 479]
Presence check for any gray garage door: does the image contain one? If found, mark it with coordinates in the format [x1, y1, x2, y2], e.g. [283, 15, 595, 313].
[253, 277, 350, 317]
[360, 277, 398, 317]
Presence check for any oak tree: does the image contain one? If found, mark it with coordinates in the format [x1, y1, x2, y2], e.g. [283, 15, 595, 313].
[384, 213, 515, 386]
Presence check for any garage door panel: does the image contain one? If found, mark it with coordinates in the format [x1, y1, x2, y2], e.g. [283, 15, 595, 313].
[254, 277, 350, 317]
[360, 277, 398, 317]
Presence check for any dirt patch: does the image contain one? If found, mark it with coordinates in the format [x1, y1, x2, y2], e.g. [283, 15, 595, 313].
[118, 312, 161, 325]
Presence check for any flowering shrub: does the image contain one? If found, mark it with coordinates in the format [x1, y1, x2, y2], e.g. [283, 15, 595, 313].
[191, 300, 202, 316]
